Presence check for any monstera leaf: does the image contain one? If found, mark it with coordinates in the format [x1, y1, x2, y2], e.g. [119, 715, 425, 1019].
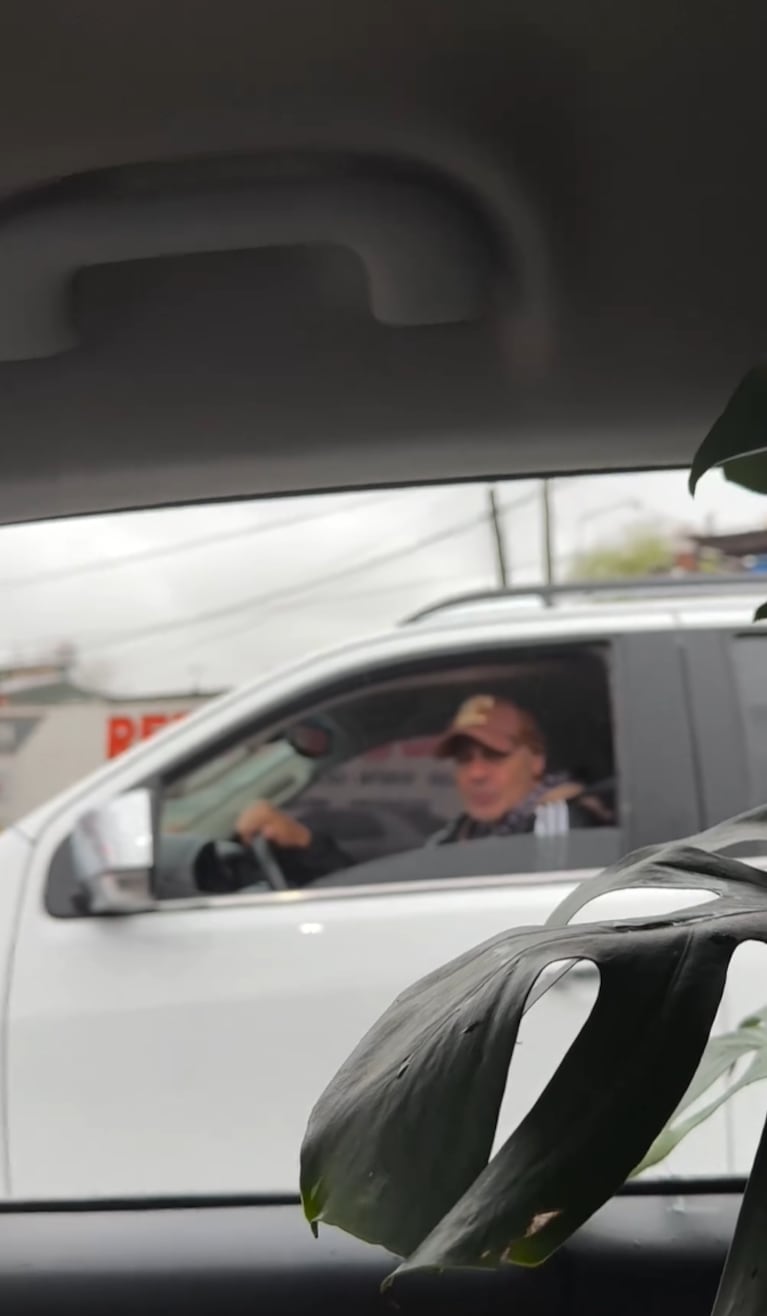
[689, 364, 767, 621]
[300, 806, 767, 1314]
[690, 365, 767, 496]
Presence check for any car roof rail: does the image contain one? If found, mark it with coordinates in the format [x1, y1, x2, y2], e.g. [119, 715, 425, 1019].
[401, 573, 767, 624]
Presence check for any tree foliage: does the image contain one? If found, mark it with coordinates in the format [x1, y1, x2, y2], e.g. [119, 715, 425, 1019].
[569, 527, 674, 581]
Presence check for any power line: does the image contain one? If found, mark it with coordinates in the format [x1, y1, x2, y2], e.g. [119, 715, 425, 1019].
[5, 554, 545, 668]
[0, 480, 543, 591]
[0, 493, 392, 589]
[0, 486, 540, 659]
[93, 512, 487, 650]
[151, 569, 525, 663]
[180, 553, 542, 658]
[0, 575, 461, 669]
[0, 475, 593, 595]
[89, 489, 540, 654]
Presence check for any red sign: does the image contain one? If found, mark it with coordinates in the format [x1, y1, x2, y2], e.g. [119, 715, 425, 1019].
[106, 711, 188, 760]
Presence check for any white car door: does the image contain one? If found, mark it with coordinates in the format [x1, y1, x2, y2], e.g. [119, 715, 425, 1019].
[6, 857, 729, 1200]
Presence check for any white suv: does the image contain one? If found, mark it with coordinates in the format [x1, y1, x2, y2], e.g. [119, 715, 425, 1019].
[2, 581, 767, 1202]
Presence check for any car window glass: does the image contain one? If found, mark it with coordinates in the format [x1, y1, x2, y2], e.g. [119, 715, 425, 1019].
[15, 470, 757, 1204]
[157, 644, 619, 890]
[163, 739, 315, 838]
[295, 736, 458, 862]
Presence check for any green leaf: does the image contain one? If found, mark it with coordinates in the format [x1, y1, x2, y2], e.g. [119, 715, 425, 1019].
[302, 917, 729, 1271]
[739, 1002, 767, 1029]
[633, 1022, 767, 1176]
[669, 1019, 766, 1118]
[712, 1108, 767, 1316]
[754, 602, 767, 623]
[396, 929, 728, 1277]
[300, 805, 767, 1289]
[690, 365, 767, 494]
[525, 812, 767, 1011]
[542, 804, 767, 1101]
[724, 454, 767, 495]
[547, 803, 767, 930]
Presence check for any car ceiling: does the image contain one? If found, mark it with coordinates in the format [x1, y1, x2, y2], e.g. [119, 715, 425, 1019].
[0, 0, 765, 523]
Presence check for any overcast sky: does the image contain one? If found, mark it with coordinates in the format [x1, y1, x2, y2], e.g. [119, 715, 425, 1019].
[0, 468, 764, 695]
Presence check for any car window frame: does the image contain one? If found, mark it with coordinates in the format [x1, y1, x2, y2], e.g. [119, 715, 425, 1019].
[157, 640, 619, 895]
[610, 630, 700, 849]
[718, 629, 767, 813]
[45, 630, 684, 916]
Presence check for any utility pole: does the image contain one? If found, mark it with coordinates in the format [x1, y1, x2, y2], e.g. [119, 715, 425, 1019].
[487, 486, 510, 587]
[541, 479, 554, 604]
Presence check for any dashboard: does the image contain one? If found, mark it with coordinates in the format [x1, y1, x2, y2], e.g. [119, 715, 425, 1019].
[0, 1189, 737, 1315]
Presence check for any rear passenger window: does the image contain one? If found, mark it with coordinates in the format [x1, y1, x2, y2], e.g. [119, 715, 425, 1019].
[732, 635, 767, 803]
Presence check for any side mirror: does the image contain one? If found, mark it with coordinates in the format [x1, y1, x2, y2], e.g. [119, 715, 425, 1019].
[70, 788, 156, 915]
[285, 718, 334, 759]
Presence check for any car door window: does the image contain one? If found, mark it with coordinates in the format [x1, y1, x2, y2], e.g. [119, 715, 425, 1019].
[162, 738, 315, 838]
[294, 736, 457, 863]
[153, 643, 620, 897]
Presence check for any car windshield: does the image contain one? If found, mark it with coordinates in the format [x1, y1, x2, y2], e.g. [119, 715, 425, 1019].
[4, 466, 767, 1204]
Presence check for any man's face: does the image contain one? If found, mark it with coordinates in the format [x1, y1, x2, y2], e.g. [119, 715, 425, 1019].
[450, 728, 545, 822]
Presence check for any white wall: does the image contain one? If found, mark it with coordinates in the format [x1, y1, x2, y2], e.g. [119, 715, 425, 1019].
[0, 697, 209, 826]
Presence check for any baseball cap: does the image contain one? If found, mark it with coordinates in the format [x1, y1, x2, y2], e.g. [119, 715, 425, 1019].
[435, 695, 539, 758]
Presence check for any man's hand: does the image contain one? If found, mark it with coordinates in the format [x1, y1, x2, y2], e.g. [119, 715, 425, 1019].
[541, 781, 584, 805]
[235, 801, 312, 849]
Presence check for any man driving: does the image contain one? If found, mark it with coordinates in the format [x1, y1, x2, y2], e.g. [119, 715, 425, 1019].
[226, 694, 606, 887]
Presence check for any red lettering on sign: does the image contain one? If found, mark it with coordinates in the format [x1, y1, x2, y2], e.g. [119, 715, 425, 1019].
[106, 710, 190, 759]
[107, 716, 136, 759]
[140, 714, 169, 740]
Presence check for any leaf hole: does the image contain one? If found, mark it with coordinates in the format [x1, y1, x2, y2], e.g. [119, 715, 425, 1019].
[490, 958, 600, 1158]
[569, 887, 715, 924]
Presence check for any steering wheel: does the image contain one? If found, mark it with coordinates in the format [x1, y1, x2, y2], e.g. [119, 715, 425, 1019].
[250, 834, 289, 891]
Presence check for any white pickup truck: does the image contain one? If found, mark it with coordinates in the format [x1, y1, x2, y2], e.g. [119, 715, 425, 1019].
[1, 586, 766, 1203]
